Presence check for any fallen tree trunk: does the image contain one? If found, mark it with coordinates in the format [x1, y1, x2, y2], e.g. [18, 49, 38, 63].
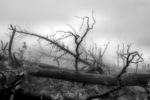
[0, 63, 149, 87]
[28, 68, 150, 87]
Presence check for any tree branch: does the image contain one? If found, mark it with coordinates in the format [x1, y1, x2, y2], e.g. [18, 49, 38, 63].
[8, 25, 96, 68]
[8, 25, 17, 65]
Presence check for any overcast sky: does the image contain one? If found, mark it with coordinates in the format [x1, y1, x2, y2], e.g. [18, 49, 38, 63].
[0, 0, 150, 64]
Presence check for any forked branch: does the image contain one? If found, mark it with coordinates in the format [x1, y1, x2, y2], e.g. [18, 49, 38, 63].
[9, 14, 97, 72]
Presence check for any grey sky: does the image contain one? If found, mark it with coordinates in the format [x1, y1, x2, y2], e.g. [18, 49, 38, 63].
[0, 0, 150, 63]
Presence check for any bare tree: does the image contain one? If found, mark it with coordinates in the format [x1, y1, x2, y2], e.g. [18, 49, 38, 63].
[7, 15, 150, 100]
[0, 25, 21, 69]
[49, 12, 96, 72]
[8, 13, 107, 73]
[117, 44, 144, 72]
[87, 44, 144, 100]
[8, 25, 16, 65]
[80, 42, 109, 74]
[117, 44, 143, 77]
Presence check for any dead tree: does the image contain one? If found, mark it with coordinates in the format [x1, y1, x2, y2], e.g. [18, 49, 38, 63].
[87, 44, 144, 100]
[7, 16, 150, 100]
[81, 42, 109, 74]
[117, 44, 143, 72]
[8, 25, 16, 65]
[56, 12, 96, 72]
[0, 25, 21, 71]
[8, 13, 108, 73]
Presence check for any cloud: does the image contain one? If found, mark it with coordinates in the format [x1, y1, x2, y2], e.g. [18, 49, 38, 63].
[0, 0, 150, 63]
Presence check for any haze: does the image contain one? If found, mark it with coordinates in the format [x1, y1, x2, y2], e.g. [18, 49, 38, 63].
[0, 0, 150, 64]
